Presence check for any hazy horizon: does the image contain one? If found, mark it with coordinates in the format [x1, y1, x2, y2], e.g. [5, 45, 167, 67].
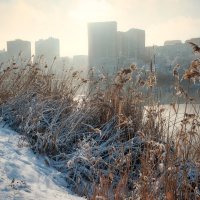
[0, 0, 200, 57]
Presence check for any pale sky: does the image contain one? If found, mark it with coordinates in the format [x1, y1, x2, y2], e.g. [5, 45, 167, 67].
[0, 0, 200, 57]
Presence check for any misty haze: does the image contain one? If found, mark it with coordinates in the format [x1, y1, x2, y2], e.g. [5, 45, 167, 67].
[0, 0, 200, 199]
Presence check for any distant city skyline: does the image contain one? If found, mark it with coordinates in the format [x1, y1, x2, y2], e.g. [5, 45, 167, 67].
[1, 32, 199, 62]
[0, 0, 200, 57]
[35, 37, 60, 65]
[88, 21, 146, 71]
[0, 33, 199, 59]
[1, 32, 198, 61]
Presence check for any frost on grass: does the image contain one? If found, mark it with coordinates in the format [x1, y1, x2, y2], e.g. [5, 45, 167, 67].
[0, 54, 200, 199]
[0, 124, 84, 200]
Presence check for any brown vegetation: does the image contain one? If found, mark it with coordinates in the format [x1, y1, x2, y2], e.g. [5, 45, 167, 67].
[0, 46, 200, 199]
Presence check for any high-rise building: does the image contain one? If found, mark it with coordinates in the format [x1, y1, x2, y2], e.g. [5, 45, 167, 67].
[88, 21, 118, 74]
[145, 41, 195, 73]
[117, 28, 145, 66]
[164, 40, 182, 46]
[7, 39, 31, 61]
[88, 22, 145, 73]
[35, 37, 60, 65]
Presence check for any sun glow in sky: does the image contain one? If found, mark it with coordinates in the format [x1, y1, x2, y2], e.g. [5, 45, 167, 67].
[0, 0, 200, 57]
[69, 0, 113, 22]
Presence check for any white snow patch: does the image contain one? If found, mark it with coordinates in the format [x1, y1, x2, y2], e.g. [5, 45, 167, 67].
[0, 124, 85, 200]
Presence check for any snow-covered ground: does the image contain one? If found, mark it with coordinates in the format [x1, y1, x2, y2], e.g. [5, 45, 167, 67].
[0, 124, 84, 200]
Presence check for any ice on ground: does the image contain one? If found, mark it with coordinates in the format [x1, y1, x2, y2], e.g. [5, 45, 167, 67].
[0, 124, 84, 200]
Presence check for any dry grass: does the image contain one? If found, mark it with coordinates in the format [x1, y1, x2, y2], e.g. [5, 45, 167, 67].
[0, 46, 200, 200]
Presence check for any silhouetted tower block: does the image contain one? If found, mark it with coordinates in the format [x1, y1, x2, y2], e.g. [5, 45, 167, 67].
[88, 21, 118, 75]
[35, 37, 60, 66]
[7, 39, 31, 61]
[117, 28, 145, 66]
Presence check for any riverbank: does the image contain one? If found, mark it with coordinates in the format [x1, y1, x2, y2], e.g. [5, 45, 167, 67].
[0, 124, 84, 200]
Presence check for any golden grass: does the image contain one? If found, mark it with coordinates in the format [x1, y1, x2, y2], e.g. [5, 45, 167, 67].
[0, 45, 200, 199]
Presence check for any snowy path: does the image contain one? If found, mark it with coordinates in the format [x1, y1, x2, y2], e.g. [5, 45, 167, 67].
[0, 124, 84, 200]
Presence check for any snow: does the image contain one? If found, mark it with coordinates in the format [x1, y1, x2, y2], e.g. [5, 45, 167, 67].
[0, 124, 85, 200]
